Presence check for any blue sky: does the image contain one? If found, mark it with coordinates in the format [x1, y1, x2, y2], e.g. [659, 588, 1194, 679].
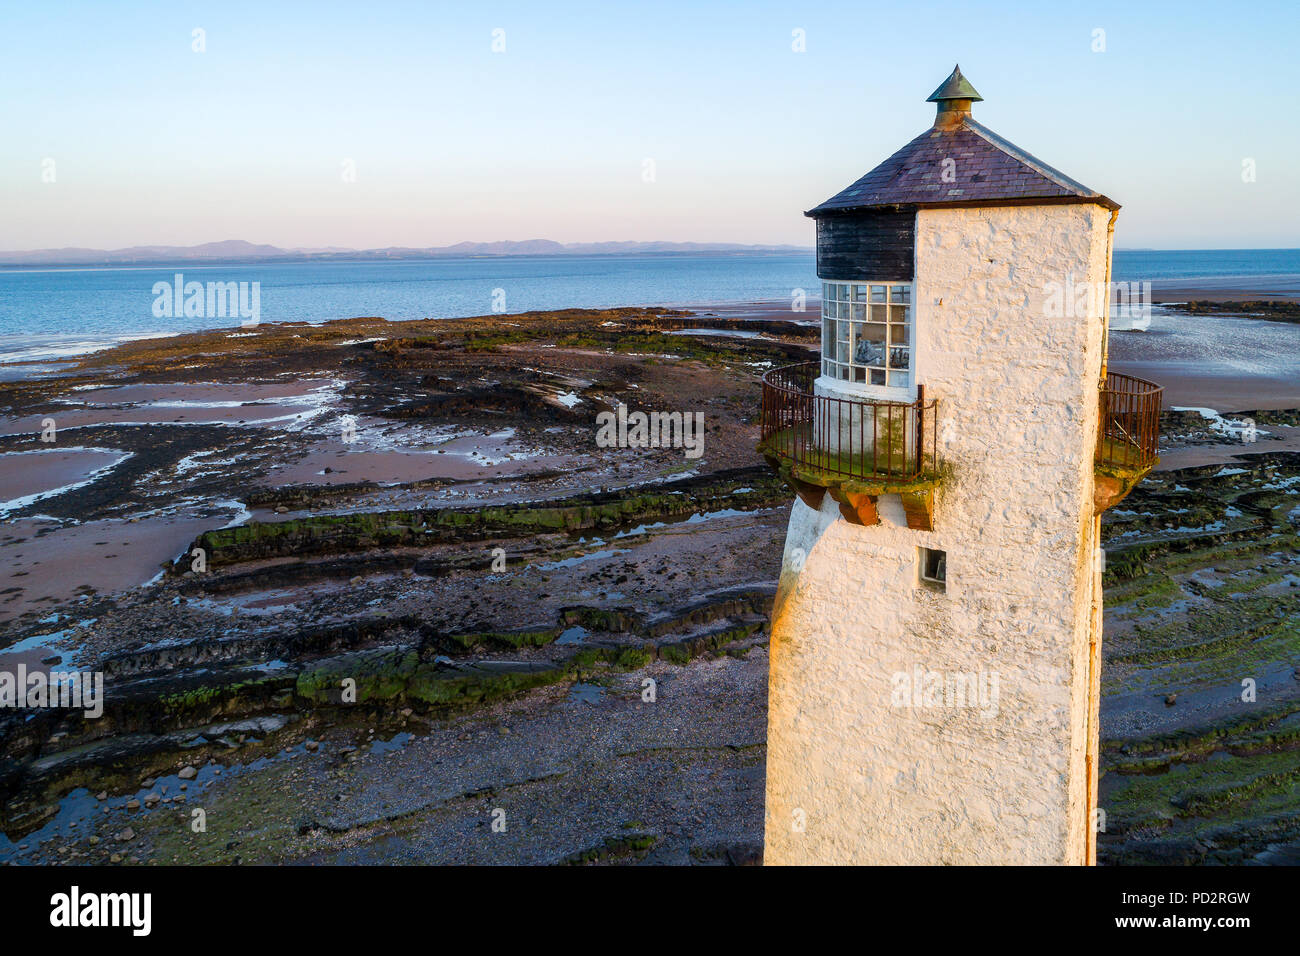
[2, 0, 1296, 250]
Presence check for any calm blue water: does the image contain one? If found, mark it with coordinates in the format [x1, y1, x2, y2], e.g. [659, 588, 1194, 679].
[0, 254, 817, 363]
[1112, 248, 1300, 284]
[1, 249, 1297, 364]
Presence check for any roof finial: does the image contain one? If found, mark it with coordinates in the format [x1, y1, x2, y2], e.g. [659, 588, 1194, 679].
[926, 64, 982, 128]
[927, 64, 983, 104]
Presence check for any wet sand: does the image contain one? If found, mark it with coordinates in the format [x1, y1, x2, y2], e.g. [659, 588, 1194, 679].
[1108, 305, 1300, 410]
[0, 380, 337, 438]
[1150, 278, 1300, 302]
[0, 448, 129, 507]
[1110, 361, 1300, 411]
[265, 425, 573, 488]
[0, 509, 240, 620]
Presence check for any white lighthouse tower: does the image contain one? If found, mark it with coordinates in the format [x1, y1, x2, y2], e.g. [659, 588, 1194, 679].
[760, 67, 1162, 865]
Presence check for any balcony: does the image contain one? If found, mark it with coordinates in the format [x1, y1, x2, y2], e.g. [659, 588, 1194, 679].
[759, 362, 939, 528]
[1094, 371, 1163, 512]
[759, 363, 1163, 526]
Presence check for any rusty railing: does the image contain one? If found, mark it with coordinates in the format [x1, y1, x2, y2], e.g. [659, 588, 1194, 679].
[1096, 371, 1163, 471]
[760, 361, 937, 481]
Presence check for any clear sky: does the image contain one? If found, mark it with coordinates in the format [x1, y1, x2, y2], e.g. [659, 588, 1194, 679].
[2, 0, 1296, 251]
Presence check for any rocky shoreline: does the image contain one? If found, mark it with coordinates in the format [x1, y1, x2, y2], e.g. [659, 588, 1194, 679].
[0, 306, 808, 864]
[1, 305, 1297, 864]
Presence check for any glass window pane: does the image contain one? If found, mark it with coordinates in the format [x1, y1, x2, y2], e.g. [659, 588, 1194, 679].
[838, 342, 849, 363]
[870, 369, 886, 385]
[853, 284, 867, 302]
[855, 325, 885, 366]
[870, 304, 887, 323]
[853, 367, 866, 382]
[890, 305, 908, 324]
[891, 323, 908, 345]
[890, 286, 905, 303]
[839, 365, 849, 380]
[870, 285, 886, 302]
[852, 303, 866, 321]
[838, 320, 850, 341]
[890, 347, 909, 369]
[823, 321, 835, 358]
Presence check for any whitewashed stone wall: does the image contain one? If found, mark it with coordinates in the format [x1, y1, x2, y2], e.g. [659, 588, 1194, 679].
[765, 203, 1112, 865]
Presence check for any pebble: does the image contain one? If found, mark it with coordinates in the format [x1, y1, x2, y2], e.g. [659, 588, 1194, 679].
[178, 766, 198, 780]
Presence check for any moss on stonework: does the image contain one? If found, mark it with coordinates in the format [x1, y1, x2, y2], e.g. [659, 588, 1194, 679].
[1105, 748, 1300, 831]
[446, 628, 562, 651]
[563, 833, 659, 864]
[293, 648, 570, 709]
[186, 471, 787, 569]
[759, 452, 940, 499]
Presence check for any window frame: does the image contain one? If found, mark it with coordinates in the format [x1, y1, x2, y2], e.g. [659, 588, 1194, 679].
[919, 547, 947, 590]
[820, 280, 913, 389]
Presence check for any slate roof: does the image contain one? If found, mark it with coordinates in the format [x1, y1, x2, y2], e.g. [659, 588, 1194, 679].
[807, 76, 1118, 216]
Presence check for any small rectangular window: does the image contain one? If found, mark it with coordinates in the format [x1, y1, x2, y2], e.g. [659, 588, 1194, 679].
[920, 547, 946, 589]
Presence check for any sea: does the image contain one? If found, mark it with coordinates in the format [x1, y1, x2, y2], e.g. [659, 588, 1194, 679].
[1, 248, 1298, 368]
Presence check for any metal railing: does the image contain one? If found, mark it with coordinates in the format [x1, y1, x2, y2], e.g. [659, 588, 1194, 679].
[760, 362, 938, 481]
[1097, 371, 1163, 471]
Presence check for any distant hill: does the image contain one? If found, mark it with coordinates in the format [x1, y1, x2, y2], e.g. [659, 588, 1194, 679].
[0, 238, 811, 266]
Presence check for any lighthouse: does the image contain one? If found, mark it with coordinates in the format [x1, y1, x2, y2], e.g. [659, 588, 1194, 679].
[759, 66, 1162, 865]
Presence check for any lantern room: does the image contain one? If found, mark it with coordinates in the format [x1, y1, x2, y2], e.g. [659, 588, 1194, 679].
[758, 65, 1163, 532]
